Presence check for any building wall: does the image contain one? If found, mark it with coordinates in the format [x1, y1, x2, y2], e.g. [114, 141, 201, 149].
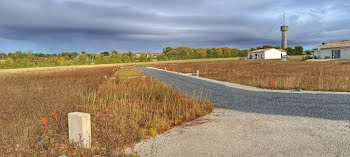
[342, 48, 350, 59]
[313, 47, 350, 59]
[248, 52, 264, 59]
[265, 49, 284, 59]
[248, 49, 286, 59]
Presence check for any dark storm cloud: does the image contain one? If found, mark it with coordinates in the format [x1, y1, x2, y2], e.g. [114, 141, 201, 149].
[0, 0, 349, 53]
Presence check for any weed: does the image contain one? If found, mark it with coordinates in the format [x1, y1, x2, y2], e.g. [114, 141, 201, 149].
[0, 66, 213, 156]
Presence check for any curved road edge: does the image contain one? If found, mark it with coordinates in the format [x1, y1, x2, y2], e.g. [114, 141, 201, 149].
[145, 67, 350, 95]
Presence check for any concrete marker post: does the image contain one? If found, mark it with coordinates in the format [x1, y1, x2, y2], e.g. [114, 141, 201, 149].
[68, 112, 91, 148]
[196, 70, 200, 76]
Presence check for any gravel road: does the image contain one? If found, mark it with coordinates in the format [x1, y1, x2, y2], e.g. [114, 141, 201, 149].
[132, 67, 350, 157]
[138, 67, 350, 121]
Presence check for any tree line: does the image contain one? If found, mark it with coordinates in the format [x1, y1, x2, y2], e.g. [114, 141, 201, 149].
[160, 47, 248, 60]
[0, 45, 309, 69]
[0, 50, 152, 69]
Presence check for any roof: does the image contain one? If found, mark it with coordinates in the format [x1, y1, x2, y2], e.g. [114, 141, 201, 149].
[148, 53, 161, 55]
[313, 40, 350, 50]
[250, 48, 286, 53]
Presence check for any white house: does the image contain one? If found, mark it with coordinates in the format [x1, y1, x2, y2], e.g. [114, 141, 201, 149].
[248, 48, 287, 59]
[313, 40, 350, 59]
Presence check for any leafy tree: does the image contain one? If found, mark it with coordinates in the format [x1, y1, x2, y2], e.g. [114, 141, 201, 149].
[212, 48, 223, 58]
[206, 49, 214, 58]
[304, 50, 313, 55]
[294, 46, 304, 55]
[174, 47, 191, 59]
[162, 47, 173, 55]
[5, 57, 14, 65]
[286, 47, 295, 55]
[36, 53, 45, 58]
[111, 50, 118, 54]
[60, 52, 78, 59]
[222, 47, 231, 57]
[231, 48, 240, 57]
[79, 53, 88, 62]
[262, 45, 273, 49]
[189, 49, 198, 59]
[197, 48, 207, 58]
[167, 49, 179, 60]
[157, 54, 167, 61]
[238, 50, 248, 57]
[71, 52, 78, 58]
[101, 51, 110, 56]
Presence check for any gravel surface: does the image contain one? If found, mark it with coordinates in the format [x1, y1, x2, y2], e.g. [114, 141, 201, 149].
[132, 67, 350, 157]
[133, 108, 350, 157]
[138, 67, 350, 121]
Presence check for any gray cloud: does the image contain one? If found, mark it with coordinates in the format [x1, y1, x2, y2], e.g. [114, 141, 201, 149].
[0, 0, 349, 53]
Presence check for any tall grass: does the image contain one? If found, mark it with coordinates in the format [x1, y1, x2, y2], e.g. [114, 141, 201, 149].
[155, 59, 350, 92]
[0, 66, 116, 156]
[0, 66, 213, 156]
[84, 68, 213, 155]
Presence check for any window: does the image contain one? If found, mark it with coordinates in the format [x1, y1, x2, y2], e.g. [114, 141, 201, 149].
[331, 50, 341, 59]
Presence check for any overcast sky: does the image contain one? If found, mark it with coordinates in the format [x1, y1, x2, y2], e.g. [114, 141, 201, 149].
[0, 0, 349, 53]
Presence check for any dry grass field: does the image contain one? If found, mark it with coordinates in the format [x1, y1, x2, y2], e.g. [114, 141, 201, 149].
[0, 66, 213, 156]
[155, 59, 350, 92]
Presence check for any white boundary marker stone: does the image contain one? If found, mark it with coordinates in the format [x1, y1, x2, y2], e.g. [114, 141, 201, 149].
[196, 70, 200, 76]
[68, 112, 91, 148]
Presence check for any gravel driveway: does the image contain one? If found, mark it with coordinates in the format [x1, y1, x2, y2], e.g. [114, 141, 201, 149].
[133, 67, 350, 156]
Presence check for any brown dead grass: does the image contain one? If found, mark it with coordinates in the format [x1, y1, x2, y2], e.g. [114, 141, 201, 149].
[0, 66, 213, 156]
[0, 66, 116, 156]
[155, 59, 350, 92]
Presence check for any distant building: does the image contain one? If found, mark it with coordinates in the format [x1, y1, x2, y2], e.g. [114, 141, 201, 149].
[134, 52, 161, 58]
[313, 40, 350, 59]
[135, 53, 141, 58]
[248, 48, 287, 59]
[147, 53, 161, 58]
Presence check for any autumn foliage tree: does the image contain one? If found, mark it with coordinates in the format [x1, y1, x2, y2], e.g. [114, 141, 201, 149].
[162, 46, 248, 60]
